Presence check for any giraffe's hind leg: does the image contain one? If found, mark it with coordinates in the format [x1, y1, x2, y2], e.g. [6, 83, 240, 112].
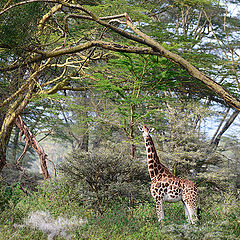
[182, 200, 191, 223]
[182, 199, 197, 224]
[182, 184, 198, 224]
[155, 199, 164, 223]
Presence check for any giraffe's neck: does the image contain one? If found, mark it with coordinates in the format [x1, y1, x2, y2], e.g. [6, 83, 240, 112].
[144, 135, 171, 180]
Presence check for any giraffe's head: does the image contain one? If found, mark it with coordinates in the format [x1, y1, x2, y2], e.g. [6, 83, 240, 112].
[138, 125, 154, 137]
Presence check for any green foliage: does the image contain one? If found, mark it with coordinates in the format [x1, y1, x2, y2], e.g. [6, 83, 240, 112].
[88, 53, 177, 137]
[0, 1, 43, 49]
[0, 178, 239, 239]
[16, 178, 85, 219]
[0, 181, 22, 211]
[88, 0, 150, 22]
[59, 143, 150, 214]
[1, 0, 240, 238]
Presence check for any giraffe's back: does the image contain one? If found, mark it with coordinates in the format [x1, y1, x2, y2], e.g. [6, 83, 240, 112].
[151, 174, 198, 203]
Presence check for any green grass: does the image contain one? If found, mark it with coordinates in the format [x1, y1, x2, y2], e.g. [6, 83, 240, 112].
[0, 179, 239, 240]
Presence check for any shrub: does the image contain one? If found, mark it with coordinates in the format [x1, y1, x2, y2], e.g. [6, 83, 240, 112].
[59, 143, 150, 214]
[0, 181, 22, 211]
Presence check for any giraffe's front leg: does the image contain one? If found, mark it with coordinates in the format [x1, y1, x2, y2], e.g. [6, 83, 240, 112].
[155, 199, 164, 224]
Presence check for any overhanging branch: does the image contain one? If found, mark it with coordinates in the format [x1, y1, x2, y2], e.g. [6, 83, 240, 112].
[122, 14, 240, 111]
[0, 41, 161, 72]
[1, 2, 240, 111]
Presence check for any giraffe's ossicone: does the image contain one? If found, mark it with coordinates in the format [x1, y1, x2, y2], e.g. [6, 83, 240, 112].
[139, 125, 199, 224]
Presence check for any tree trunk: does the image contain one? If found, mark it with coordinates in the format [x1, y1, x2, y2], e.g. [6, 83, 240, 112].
[233, 147, 239, 194]
[210, 107, 230, 144]
[80, 132, 89, 152]
[0, 119, 13, 172]
[80, 91, 89, 152]
[0, 80, 35, 173]
[210, 109, 239, 147]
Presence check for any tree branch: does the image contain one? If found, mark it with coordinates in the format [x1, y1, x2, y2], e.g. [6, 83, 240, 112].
[123, 14, 240, 111]
[15, 115, 51, 179]
[0, 41, 160, 72]
[38, 3, 63, 31]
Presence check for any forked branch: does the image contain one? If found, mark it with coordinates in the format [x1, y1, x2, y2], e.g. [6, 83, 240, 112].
[15, 115, 56, 179]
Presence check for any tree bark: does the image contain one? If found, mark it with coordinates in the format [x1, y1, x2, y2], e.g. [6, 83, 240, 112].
[210, 107, 230, 144]
[130, 105, 135, 158]
[12, 127, 20, 162]
[0, 124, 13, 172]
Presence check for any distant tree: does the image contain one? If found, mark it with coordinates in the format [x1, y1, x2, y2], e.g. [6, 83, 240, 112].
[153, 99, 225, 180]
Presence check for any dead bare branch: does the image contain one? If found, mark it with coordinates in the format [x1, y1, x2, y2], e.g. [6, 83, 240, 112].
[15, 115, 50, 179]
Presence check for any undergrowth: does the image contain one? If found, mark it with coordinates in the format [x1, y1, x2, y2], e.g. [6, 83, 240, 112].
[0, 178, 239, 240]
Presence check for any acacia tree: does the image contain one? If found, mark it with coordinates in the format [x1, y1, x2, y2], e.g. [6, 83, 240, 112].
[0, 0, 240, 176]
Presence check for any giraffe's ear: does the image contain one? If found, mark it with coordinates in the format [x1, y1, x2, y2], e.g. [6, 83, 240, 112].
[138, 125, 143, 132]
[149, 127, 155, 132]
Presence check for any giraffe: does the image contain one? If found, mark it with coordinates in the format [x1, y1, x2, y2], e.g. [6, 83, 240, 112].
[139, 125, 198, 224]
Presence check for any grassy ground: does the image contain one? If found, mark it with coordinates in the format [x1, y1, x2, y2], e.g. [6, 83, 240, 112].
[0, 179, 239, 240]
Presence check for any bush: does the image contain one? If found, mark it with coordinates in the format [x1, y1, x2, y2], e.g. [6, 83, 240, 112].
[59, 143, 150, 214]
[0, 181, 22, 211]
